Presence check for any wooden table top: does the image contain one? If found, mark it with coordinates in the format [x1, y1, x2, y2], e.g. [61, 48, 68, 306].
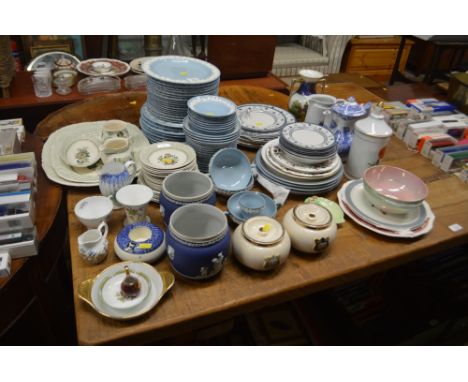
[0, 134, 63, 289]
[66, 85, 468, 345]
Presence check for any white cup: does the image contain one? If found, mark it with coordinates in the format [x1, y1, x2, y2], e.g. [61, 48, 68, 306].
[305, 94, 337, 125]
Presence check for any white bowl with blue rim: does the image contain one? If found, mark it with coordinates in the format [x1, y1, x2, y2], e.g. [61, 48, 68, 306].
[209, 148, 253, 193]
[227, 191, 278, 224]
[114, 222, 166, 263]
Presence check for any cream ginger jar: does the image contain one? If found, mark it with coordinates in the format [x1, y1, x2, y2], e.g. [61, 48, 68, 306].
[232, 216, 291, 271]
[283, 203, 337, 254]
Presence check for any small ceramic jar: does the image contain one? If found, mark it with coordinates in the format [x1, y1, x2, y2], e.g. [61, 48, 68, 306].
[233, 216, 291, 271]
[114, 222, 166, 263]
[167, 204, 230, 280]
[283, 203, 337, 254]
[160, 171, 216, 225]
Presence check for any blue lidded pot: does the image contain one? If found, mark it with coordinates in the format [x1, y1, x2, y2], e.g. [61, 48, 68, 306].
[160, 171, 216, 225]
[167, 203, 230, 280]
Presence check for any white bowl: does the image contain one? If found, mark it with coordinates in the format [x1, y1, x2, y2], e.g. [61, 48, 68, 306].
[74, 196, 113, 228]
[116, 184, 154, 207]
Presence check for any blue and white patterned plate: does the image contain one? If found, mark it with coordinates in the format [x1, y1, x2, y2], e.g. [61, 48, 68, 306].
[115, 222, 165, 255]
[188, 96, 237, 118]
[281, 123, 335, 151]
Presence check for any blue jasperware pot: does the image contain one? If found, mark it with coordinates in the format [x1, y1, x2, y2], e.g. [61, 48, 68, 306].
[166, 203, 230, 280]
[160, 171, 216, 225]
[166, 229, 231, 280]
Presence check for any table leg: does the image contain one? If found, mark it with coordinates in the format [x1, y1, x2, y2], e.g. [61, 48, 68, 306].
[424, 44, 441, 84]
[389, 35, 407, 85]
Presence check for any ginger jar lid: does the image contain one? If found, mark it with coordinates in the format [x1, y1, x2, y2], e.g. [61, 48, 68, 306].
[242, 216, 284, 246]
[332, 96, 371, 118]
[354, 102, 393, 138]
[293, 203, 332, 230]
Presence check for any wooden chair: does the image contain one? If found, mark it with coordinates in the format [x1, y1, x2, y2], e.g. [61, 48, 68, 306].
[34, 91, 146, 141]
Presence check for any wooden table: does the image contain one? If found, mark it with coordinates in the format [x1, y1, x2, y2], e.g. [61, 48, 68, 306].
[65, 85, 468, 345]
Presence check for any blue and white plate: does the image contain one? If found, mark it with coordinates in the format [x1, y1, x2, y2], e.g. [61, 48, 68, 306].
[280, 123, 335, 152]
[142, 56, 220, 85]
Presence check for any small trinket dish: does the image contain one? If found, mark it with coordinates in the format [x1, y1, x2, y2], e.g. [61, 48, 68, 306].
[78, 261, 175, 320]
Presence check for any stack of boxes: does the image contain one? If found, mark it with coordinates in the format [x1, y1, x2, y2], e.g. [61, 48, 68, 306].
[0, 118, 37, 278]
[383, 98, 468, 181]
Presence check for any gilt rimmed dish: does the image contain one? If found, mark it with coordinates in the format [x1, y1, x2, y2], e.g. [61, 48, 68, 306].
[78, 261, 175, 320]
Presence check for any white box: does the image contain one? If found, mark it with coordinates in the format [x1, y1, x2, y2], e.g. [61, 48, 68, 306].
[0, 252, 12, 277]
[0, 227, 37, 259]
[0, 118, 25, 144]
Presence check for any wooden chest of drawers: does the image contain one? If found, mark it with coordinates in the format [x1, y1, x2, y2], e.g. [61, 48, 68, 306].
[342, 37, 414, 83]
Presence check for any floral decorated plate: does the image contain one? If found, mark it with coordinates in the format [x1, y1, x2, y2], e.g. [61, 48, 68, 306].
[77, 58, 130, 77]
[61, 138, 100, 168]
[78, 261, 175, 320]
[139, 142, 196, 171]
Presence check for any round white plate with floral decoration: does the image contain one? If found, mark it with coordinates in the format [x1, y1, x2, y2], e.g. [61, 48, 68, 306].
[140, 142, 196, 172]
[78, 261, 175, 320]
[77, 58, 130, 77]
[61, 138, 100, 168]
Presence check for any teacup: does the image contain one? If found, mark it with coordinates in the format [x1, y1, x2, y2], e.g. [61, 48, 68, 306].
[78, 221, 109, 265]
[304, 94, 337, 125]
[100, 137, 133, 164]
[92, 61, 112, 74]
[101, 120, 130, 142]
[116, 184, 154, 225]
[238, 193, 265, 216]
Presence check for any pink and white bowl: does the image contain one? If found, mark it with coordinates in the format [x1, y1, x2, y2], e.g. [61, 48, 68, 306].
[363, 165, 428, 215]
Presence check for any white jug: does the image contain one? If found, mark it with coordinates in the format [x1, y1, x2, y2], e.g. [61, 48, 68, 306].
[78, 221, 109, 264]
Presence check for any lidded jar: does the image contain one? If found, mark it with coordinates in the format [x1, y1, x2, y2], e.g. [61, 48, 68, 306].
[233, 216, 291, 271]
[283, 203, 337, 254]
[328, 96, 371, 161]
[345, 102, 393, 179]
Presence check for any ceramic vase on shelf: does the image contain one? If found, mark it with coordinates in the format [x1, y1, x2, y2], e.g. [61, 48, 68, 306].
[288, 69, 324, 122]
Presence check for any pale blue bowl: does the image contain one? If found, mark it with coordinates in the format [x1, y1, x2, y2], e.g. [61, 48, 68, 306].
[209, 148, 252, 192]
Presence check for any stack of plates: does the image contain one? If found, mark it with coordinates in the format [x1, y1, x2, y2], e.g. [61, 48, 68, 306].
[141, 56, 221, 141]
[255, 138, 343, 195]
[337, 180, 435, 238]
[237, 104, 296, 149]
[138, 142, 198, 203]
[140, 105, 185, 143]
[183, 95, 241, 173]
[279, 123, 336, 163]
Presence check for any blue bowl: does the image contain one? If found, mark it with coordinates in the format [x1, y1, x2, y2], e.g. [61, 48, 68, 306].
[209, 148, 252, 192]
[167, 229, 231, 280]
[160, 191, 216, 225]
